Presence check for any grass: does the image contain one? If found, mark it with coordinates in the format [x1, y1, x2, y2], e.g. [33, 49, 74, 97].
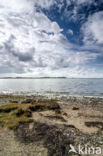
[0, 98, 60, 129]
[0, 94, 25, 99]
[0, 103, 32, 129]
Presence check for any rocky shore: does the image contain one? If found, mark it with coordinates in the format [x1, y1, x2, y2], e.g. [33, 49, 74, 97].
[0, 94, 103, 156]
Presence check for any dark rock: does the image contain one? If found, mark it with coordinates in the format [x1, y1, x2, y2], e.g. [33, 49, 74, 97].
[16, 108, 24, 117]
[9, 100, 18, 103]
[85, 121, 103, 129]
[72, 107, 79, 110]
[21, 99, 36, 104]
[46, 115, 67, 122]
[67, 125, 76, 128]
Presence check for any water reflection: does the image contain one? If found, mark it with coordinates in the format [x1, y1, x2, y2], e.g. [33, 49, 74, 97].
[0, 78, 103, 97]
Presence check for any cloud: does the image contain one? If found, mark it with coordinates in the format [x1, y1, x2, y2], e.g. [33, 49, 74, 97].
[0, 0, 102, 77]
[0, 0, 34, 13]
[60, 0, 103, 23]
[35, 0, 55, 9]
[81, 11, 103, 45]
[76, 0, 93, 5]
[67, 29, 73, 35]
[35, 0, 94, 10]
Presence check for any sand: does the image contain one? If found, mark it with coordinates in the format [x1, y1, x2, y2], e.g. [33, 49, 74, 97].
[0, 94, 103, 156]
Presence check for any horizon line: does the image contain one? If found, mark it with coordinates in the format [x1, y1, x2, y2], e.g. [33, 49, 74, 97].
[0, 77, 103, 79]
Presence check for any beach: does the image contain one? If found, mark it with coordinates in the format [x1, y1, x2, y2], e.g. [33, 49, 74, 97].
[0, 94, 103, 156]
[0, 0, 103, 155]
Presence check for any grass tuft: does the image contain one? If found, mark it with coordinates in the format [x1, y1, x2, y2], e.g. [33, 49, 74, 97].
[0, 98, 60, 129]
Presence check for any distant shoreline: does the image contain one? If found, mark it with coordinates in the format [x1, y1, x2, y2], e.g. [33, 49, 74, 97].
[0, 77, 67, 79]
[0, 77, 103, 79]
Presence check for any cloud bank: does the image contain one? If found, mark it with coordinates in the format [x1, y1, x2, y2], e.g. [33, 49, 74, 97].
[0, 0, 103, 77]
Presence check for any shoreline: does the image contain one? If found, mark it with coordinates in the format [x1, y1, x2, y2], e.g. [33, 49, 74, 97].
[0, 91, 103, 99]
[0, 94, 103, 155]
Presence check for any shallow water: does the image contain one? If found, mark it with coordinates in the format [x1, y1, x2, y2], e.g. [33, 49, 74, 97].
[0, 78, 103, 97]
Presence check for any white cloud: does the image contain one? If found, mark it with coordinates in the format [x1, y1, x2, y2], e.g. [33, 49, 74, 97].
[0, 0, 34, 13]
[76, 0, 93, 5]
[67, 29, 73, 35]
[82, 11, 103, 44]
[35, 0, 55, 9]
[0, 0, 101, 78]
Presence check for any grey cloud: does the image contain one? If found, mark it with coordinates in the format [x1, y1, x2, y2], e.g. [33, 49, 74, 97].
[0, 51, 26, 74]
[0, 0, 101, 77]
[0, 64, 25, 74]
[4, 35, 35, 62]
[12, 49, 34, 62]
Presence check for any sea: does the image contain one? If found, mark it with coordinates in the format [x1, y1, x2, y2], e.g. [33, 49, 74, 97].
[0, 78, 103, 97]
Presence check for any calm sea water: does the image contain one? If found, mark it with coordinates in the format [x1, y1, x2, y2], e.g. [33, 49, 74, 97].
[0, 78, 103, 97]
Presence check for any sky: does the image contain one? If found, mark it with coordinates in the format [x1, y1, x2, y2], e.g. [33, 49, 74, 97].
[0, 0, 103, 78]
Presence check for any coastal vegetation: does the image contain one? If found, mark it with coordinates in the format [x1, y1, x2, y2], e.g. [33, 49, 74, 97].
[0, 96, 61, 129]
